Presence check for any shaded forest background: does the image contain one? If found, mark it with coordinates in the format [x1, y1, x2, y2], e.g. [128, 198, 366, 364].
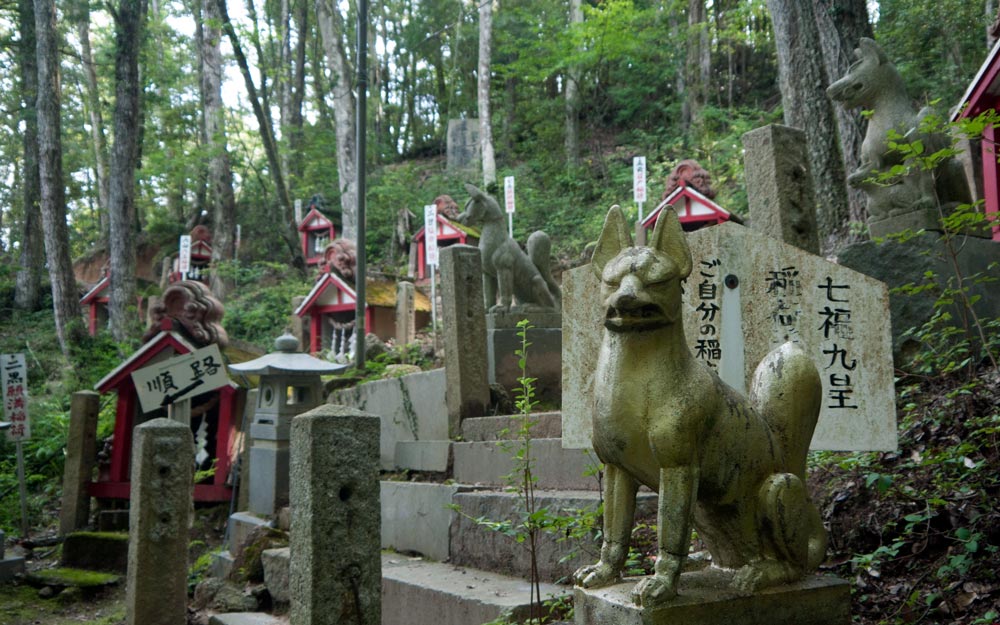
[0, 0, 995, 348]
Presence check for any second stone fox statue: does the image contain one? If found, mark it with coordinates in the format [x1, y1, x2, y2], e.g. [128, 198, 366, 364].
[573, 205, 827, 607]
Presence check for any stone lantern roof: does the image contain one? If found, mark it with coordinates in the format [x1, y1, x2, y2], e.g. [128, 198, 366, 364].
[229, 334, 348, 376]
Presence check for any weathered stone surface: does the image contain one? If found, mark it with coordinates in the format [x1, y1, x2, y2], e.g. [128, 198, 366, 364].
[395, 281, 417, 346]
[330, 369, 448, 470]
[440, 245, 490, 434]
[193, 578, 260, 612]
[382, 553, 568, 625]
[446, 118, 480, 173]
[393, 440, 452, 472]
[461, 412, 562, 441]
[453, 439, 601, 490]
[742, 124, 821, 254]
[126, 418, 193, 625]
[209, 612, 283, 625]
[836, 234, 1000, 362]
[227, 511, 270, 555]
[381, 481, 465, 561]
[563, 219, 896, 452]
[59, 532, 128, 573]
[574, 570, 850, 625]
[290, 405, 380, 625]
[60, 391, 100, 535]
[261, 547, 290, 604]
[487, 321, 562, 406]
[0, 531, 25, 582]
[450, 490, 656, 583]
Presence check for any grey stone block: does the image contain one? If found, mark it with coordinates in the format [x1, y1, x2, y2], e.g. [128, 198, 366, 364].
[209, 613, 283, 625]
[210, 550, 235, 580]
[60, 531, 128, 573]
[381, 481, 465, 561]
[394, 440, 452, 472]
[449, 490, 657, 583]
[261, 547, 289, 604]
[0, 556, 25, 582]
[575, 570, 850, 625]
[60, 391, 99, 535]
[461, 413, 562, 441]
[228, 511, 271, 555]
[382, 553, 569, 625]
[452, 439, 601, 490]
[487, 325, 562, 406]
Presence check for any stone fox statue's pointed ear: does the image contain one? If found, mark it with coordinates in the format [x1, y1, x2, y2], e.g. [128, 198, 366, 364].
[858, 37, 887, 65]
[464, 182, 484, 197]
[649, 205, 692, 280]
[592, 205, 631, 277]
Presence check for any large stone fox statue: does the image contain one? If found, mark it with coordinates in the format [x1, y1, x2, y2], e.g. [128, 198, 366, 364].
[458, 183, 561, 313]
[574, 205, 827, 607]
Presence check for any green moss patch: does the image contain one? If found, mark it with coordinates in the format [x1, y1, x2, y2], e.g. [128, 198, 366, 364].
[27, 567, 121, 588]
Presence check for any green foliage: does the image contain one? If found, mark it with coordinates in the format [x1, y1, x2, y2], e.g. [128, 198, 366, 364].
[216, 261, 313, 350]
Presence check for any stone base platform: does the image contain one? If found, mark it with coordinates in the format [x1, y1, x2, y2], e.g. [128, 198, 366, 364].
[574, 569, 850, 625]
[486, 311, 562, 405]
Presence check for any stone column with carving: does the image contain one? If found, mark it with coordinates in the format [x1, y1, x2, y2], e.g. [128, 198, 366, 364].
[59, 391, 100, 534]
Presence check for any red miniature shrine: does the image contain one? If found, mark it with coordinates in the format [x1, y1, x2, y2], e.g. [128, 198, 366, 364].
[641, 181, 737, 234]
[80, 274, 110, 337]
[91, 282, 244, 502]
[953, 37, 1000, 242]
[169, 225, 214, 283]
[298, 205, 337, 265]
[414, 215, 479, 279]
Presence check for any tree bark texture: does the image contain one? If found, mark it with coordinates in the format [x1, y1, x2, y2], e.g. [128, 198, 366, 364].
[35, 0, 83, 353]
[75, 11, 111, 241]
[218, 0, 304, 269]
[478, 0, 496, 187]
[812, 0, 872, 231]
[767, 0, 850, 249]
[564, 0, 583, 167]
[15, 0, 44, 311]
[203, 0, 237, 299]
[108, 0, 148, 342]
[316, 0, 359, 241]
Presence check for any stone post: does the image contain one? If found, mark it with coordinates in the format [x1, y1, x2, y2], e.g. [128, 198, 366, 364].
[395, 281, 416, 347]
[439, 245, 490, 436]
[126, 419, 193, 625]
[742, 124, 821, 254]
[290, 296, 306, 347]
[290, 405, 380, 625]
[59, 391, 100, 534]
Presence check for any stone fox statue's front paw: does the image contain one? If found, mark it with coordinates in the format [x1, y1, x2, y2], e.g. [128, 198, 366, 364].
[573, 561, 620, 589]
[630, 574, 677, 607]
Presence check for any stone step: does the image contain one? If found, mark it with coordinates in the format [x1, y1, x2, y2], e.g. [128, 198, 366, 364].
[382, 553, 569, 625]
[228, 511, 271, 554]
[208, 613, 286, 625]
[448, 489, 657, 583]
[394, 440, 452, 472]
[452, 438, 601, 490]
[461, 412, 562, 441]
[60, 531, 128, 574]
[381, 481, 470, 561]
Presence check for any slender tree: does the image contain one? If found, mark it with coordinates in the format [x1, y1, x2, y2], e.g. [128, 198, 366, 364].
[768, 0, 850, 248]
[15, 0, 44, 312]
[564, 0, 583, 167]
[35, 0, 84, 353]
[478, 0, 496, 186]
[107, 0, 148, 342]
[315, 0, 359, 240]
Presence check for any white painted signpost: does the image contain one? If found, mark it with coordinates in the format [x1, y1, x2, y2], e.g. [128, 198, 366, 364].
[131, 344, 229, 424]
[633, 156, 647, 220]
[178, 235, 192, 281]
[504, 175, 516, 237]
[562, 221, 897, 453]
[424, 204, 439, 331]
[2, 353, 30, 536]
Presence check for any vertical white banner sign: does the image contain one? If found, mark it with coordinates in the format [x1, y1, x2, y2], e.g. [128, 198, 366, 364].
[2, 353, 29, 441]
[295, 199, 303, 224]
[504, 176, 516, 237]
[178, 235, 192, 280]
[633, 156, 647, 221]
[424, 204, 439, 266]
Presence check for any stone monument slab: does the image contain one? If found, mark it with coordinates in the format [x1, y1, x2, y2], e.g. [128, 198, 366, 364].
[563, 221, 896, 452]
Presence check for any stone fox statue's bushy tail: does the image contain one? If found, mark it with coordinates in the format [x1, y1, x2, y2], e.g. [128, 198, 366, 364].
[574, 205, 827, 607]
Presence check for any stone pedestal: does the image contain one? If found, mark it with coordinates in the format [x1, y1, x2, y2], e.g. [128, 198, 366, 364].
[395, 281, 417, 346]
[575, 570, 850, 625]
[487, 311, 562, 406]
[0, 530, 26, 582]
[290, 404, 381, 625]
[60, 391, 100, 534]
[447, 118, 480, 173]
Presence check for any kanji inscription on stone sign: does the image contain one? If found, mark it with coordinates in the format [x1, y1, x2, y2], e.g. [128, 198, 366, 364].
[2, 353, 30, 442]
[131, 344, 230, 414]
[562, 221, 896, 452]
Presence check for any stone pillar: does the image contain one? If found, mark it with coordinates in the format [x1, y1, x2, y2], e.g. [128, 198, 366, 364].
[60, 391, 100, 534]
[126, 419, 193, 625]
[290, 405, 380, 625]
[290, 296, 306, 347]
[395, 281, 416, 347]
[439, 245, 490, 436]
[447, 118, 481, 173]
[742, 124, 821, 254]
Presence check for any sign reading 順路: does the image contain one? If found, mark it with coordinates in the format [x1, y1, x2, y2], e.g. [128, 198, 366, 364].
[131, 344, 229, 414]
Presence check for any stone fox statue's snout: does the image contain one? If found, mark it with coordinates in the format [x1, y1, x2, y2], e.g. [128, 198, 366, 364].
[573, 205, 828, 608]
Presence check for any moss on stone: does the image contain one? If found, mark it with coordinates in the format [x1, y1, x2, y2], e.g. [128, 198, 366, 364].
[28, 567, 121, 588]
[67, 531, 128, 542]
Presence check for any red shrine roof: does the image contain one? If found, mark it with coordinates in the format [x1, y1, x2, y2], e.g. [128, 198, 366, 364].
[953, 37, 1000, 120]
[641, 183, 736, 229]
[95, 329, 197, 393]
[80, 275, 110, 305]
[298, 207, 335, 232]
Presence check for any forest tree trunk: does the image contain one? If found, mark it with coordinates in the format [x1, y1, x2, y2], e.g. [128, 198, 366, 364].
[35, 0, 84, 353]
[564, 0, 583, 167]
[15, 0, 43, 312]
[108, 0, 148, 342]
[478, 0, 496, 187]
[768, 0, 850, 249]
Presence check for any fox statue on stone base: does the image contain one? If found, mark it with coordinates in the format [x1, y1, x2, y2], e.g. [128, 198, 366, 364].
[573, 205, 827, 608]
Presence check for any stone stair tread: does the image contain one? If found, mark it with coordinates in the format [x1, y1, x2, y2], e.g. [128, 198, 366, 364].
[208, 612, 287, 625]
[461, 412, 562, 441]
[452, 438, 601, 490]
[382, 554, 569, 625]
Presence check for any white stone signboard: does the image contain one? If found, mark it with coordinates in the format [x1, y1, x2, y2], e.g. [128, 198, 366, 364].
[424, 204, 439, 266]
[562, 221, 897, 452]
[2, 353, 30, 442]
[131, 344, 229, 414]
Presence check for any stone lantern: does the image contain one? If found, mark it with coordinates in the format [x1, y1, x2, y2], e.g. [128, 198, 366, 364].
[229, 333, 347, 516]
